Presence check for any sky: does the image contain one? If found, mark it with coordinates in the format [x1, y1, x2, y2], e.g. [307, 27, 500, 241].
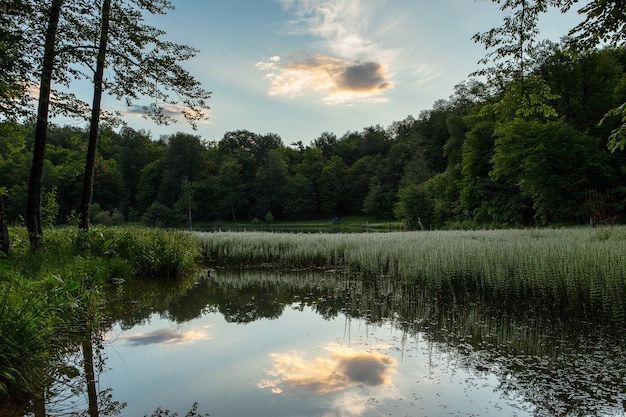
[92, 0, 584, 146]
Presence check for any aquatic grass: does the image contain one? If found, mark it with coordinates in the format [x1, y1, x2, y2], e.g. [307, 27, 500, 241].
[196, 227, 626, 326]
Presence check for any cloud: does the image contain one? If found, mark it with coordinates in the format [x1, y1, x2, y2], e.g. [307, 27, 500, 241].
[258, 345, 396, 397]
[122, 326, 211, 346]
[125, 104, 183, 119]
[258, 0, 399, 104]
[280, 0, 383, 60]
[256, 52, 392, 104]
[124, 104, 212, 126]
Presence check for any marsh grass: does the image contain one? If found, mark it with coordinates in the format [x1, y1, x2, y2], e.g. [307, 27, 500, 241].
[197, 227, 626, 327]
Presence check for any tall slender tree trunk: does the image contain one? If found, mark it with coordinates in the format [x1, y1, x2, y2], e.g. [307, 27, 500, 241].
[79, 0, 111, 231]
[82, 337, 99, 417]
[26, 0, 64, 248]
[0, 195, 11, 255]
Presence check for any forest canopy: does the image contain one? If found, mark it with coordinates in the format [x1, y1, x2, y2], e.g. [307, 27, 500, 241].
[1, 1, 626, 232]
[1, 43, 625, 229]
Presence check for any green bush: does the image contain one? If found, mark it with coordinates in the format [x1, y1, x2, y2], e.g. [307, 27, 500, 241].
[142, 202, 179, 227]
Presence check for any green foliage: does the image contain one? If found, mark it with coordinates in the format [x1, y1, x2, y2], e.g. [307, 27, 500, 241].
[41, 187, 59, 227]
[0, 282, 51, 399]
[605, 103, 626, 152]
[483, 75, 560, 120]
[142, 202, 178, 227]
[2, 47, 626, 229]
[0, 226, 201, 403]
[93, 208, 124, 226]
[394, 183, 433, 229]
[491, 119, 611, 223]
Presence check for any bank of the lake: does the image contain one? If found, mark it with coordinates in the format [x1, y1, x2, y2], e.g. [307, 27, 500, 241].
[1, 225, 625, 415]
[0, 226, 201, 416]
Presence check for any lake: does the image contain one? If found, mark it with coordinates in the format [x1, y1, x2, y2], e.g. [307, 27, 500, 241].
[36, 268, 626, 417]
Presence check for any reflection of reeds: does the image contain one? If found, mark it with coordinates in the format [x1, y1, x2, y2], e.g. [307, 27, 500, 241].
[197, 227, 626, 327]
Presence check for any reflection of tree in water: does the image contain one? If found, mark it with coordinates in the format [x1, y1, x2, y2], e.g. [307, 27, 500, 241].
[97, 268, 626, 416]
[30, 328, 126, 417]
[193, 269, 626, 416]
[104, 274, 200, 330]
[185, 270, 333, 323]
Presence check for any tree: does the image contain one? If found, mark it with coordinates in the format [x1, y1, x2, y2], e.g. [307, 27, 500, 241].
[79, 0, 211, 231]
[318, 155, 347, 215]
[491, 119, 612, 223]
[114, 127, 158, 218]
[477, 0, 626, 150]
[0, 122, 29, 221]
[0, 188, 11, 255]
[215, 157, 246, 221]
[312, 131, 338, 158]
[283, 173, 315, 220]
[253, 149, 289, 219]
[0, 0, 35, 119]
[563, 0, 626, 50]
[78, 0, 110, 231]
[26, 0, 64, 247]
[473, 0, 556, 80]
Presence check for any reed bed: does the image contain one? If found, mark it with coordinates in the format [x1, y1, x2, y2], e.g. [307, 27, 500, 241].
[197, 227, 626, 326]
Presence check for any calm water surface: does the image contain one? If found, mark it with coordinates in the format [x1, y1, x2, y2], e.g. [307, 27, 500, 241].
[41, 269, 626, 417]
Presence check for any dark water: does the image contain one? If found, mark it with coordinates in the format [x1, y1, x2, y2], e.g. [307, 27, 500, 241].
[33, 269, 626, 417]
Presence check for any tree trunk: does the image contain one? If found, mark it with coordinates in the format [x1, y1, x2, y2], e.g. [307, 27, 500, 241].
[79, 0, 111, 232]
[82, 337, 99, 417]
[26, 0, 64, 248]
[0, 195, 12, 255]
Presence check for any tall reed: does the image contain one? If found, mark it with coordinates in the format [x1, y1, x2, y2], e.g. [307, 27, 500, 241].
[196, 227, 626, 326]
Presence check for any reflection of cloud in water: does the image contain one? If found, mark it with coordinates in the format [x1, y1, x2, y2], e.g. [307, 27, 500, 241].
[258, 345, 396, 397]
[123, 326, 211, 346]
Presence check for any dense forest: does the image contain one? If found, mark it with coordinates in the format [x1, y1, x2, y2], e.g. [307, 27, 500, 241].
[1, 42, 625, 229]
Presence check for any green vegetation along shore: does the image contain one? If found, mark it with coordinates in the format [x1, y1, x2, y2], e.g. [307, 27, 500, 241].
[0, 226, 200, 415]
[1, 225, 625, 413]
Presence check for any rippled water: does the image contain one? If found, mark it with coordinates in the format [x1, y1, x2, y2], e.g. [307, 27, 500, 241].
[36, 269, 626, 417]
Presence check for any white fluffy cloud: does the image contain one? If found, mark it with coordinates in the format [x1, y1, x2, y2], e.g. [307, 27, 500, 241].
[258, 0, 400, 104]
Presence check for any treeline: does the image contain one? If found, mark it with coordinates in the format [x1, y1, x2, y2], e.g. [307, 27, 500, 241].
[2, 43, 626, 229]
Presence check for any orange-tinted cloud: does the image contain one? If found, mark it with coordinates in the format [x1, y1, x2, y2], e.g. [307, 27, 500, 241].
[258, 345, 396, 397]
[256, 52, 392, 104]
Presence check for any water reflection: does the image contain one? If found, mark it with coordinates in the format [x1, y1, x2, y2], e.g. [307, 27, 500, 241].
[24, 268, 626, 416]
[122, 326, 212, 346]
[259, 344, 396, 396]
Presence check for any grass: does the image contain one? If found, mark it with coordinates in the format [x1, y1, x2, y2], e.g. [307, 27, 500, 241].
[196, 226, 626, 327]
